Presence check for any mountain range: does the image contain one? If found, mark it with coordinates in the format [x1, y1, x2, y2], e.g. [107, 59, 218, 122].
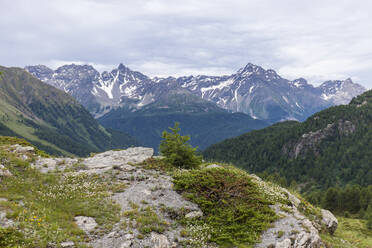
[25, 62, 366, 151]
[0, 66, 138, 156]
[26, 63, 366, 122]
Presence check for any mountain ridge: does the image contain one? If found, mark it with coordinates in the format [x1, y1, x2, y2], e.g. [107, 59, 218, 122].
[26, 62, 367, 122]
[0, 65, 138, 156]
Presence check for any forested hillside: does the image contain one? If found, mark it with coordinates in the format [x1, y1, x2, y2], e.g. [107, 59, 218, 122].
[98, 90, 268, 151]
[0, 66, 138, 156]
[204, 90, 372, 215]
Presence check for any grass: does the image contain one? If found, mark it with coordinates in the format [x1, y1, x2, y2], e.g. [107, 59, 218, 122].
[0, 140, 122, 247]
[321, 217, 372, 248]
[122, 202, 169, 235]
[172, 166, 280, 248]
[0, 136, 50, 158]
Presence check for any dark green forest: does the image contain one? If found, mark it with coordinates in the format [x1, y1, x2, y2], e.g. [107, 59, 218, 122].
[98, 90, 268, 152]
[204, 90, 372, 216]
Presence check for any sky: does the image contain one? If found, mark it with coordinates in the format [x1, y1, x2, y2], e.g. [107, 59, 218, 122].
[1, 0, 372, 88]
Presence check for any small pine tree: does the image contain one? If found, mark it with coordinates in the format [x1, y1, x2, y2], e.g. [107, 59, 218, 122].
[159, 122, 202, 169]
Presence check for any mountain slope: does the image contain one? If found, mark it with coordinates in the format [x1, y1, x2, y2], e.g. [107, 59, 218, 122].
[203, 90, 372, 189]
[0, 66, 138, 156]
[98, 86, 268, 151]
[26, 63, 366, 122]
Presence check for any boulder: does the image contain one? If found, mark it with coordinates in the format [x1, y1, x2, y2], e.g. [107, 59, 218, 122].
[185, 210, 203, 219]
[320, 209, 338, 235]
[151, 232, 170, 248]
[74, 216, 97, 233]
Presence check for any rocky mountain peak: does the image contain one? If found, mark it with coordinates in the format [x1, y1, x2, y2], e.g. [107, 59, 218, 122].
[319, 78, 366, 104]
[237, 62, 265, 76]
[25, 65, 54, 81]
[290, 78, 309, 88]
[118, 63, 127, 71]
[55, 64, 99, 78]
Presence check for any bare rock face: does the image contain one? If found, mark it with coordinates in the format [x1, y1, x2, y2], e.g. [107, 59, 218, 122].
[283, 119, 356, 158]
[320, 209, 338, 235]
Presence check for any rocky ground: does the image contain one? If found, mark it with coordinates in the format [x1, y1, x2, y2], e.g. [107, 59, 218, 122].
[1, 145, 338, 248]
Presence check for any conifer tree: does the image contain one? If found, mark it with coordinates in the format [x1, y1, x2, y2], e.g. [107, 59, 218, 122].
[159, 122, 202, 169]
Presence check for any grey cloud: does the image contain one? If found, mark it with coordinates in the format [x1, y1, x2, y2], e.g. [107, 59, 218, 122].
[0, 0, 371, 88]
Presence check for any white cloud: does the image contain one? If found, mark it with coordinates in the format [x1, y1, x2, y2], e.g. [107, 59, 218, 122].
[0, 0, 371, 88]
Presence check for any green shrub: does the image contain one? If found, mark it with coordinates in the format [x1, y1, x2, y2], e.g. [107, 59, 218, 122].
[159, 122, 202, 169]
[173, 167, 278, 246]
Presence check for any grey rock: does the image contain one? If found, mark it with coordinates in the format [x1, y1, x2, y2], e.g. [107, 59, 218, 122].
[60, 241, 75, 247]
[0, 211, 14, 228]
[74, 216, 97, 233]
[32, 157, 78, 173]
[0, 164, 12, 177]
[321, 209, 338, 235]
[151, 232, 170, 248]
[185, 210, 203, 219]
[123, 233, 134, 240]
[119, 240, 132, 248]
[12, 144, 34, 153]
[81, 147, 153, 174]
[276, 238, 292, 248]
[205, 164, 222, 169]
[255, 204, 323, 248]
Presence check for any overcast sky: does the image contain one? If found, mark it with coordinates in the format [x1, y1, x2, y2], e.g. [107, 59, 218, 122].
[1, 0, 371, 88]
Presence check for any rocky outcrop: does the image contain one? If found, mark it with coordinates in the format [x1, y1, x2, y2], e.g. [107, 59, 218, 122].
[251, 176, 337, 248]
[34, 147, 202, 248]
[320, 209, 338, 235]
[255, 204, 322, 248]
[284, 120, 356, 158]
